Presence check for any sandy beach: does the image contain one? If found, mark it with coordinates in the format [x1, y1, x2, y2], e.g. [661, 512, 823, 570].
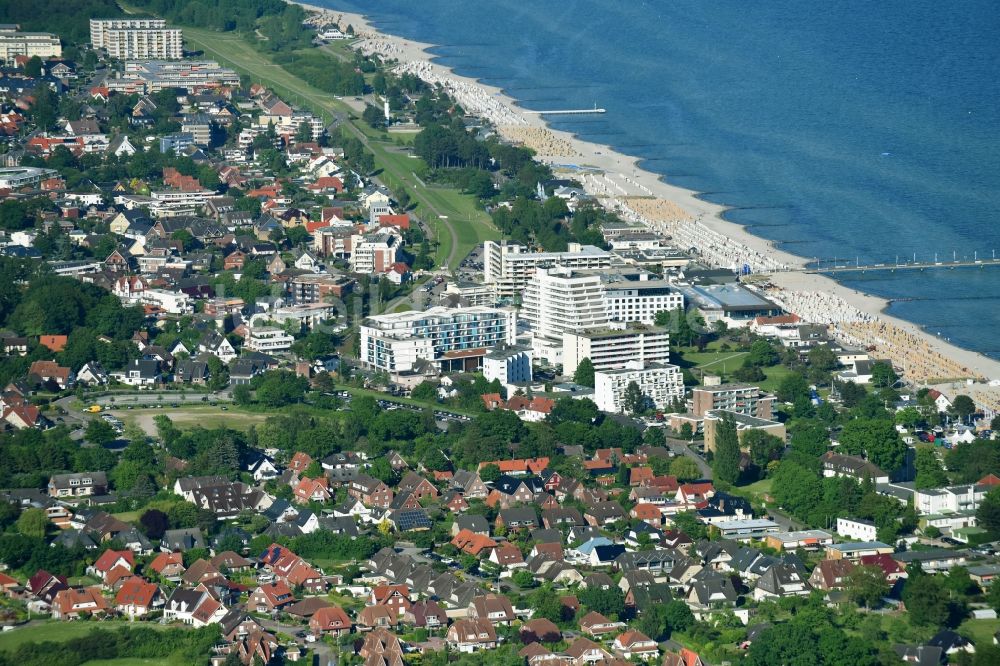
[295, 2, 1000, 396]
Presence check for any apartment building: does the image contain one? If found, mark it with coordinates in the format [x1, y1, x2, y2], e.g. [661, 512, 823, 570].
[0, 28, 61, 64]
[482, 346, 532, 386]
[245, 327, 295, 353]
[522, 267, 608, 362]
[603, 275, 684, 324]
[107, 61, 240, 94]
[287, 273, 354, 304]
[702, 410, 786, 453]
[483, 240, 612, 296]
[691, 384, 774, 419]
[594, 362, 684, 414]
[312, 225, 354, 258]
[562, 323, 671, 375]
[914, 484, 990, 516]
[91, 19, 182, 59]
[360, 306, 516, 374]
[349, 232, 400, 274]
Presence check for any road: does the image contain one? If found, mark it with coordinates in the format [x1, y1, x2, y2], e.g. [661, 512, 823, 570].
[259, 617, 339, 666]
[664, 436, 713, 480]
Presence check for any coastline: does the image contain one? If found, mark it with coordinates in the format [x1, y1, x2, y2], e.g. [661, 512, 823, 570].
[293, 2, 1000, 397]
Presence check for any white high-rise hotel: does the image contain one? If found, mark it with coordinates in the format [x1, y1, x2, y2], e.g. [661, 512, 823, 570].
[521, 266, 683, 363]
[90, 19, 183, 60]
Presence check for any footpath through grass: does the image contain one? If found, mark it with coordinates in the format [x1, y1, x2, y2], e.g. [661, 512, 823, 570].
[182, 27, 499, 269]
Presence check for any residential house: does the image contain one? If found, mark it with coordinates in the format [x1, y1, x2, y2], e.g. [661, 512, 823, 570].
[51, 586, 109, 619]
[468, 593, 516, 626]
[809, 559, 856, 591]
[753, 563, 811, 600]
[48, 472, 108, 498]
[114, 578, 161, 618]
[309, 605, 353, 637]
[446, 618, 498, 653]
[613, 630, 659, 660]
[249, 581, 295, 613]
[578, 611, 626, 637]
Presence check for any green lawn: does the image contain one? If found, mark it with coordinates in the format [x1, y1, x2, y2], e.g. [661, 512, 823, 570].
[673, 348, 793, 393]
[83, 660, 174, 666]
[959, 617, 1000, 645]
[0, 622, 166, 652]
[733, 478, 773, 499]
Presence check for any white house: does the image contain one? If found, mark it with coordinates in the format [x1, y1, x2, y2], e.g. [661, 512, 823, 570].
[836, 517, 878, 542]
[77, 361, 109, 386]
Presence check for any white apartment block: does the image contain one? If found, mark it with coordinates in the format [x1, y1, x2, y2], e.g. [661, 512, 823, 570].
[913, 484, 989, 516]
[522, 267, 609, 341]
[349, 232, 400, 275]
[361, 306, 516, 374]
[91, 19, 182, 59]
[139, 289, 193, 315]
[483, 346, 532, 386]
[0, 29, 62, 64]
[594, 362, 684, 414]
[91, 19, 164, 46]
[836, 517, 878, 542]
[562, 323, 671, 375]
[483, 240, 612, 296]
[245, 327, 295, 353]
[603, 278, 684, 324]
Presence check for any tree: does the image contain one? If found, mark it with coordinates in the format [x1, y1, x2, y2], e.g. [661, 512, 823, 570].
[808, 345, 838, 372]
[870, 362, 897, 388]
[776, 372, 810, 403]
[85, 418, 118, 446]
[622, 381, 646, 415]
[362, 104, 385, 129]
[140, 509, 169, 539]
[512, 569, 535, 588]
[743, 430, 785, 470]
[950, 394, 976, 424]
[914, 448, 949, 489]
[902, 574, 950, 627]
[479, 463, 501, 483]
[573, 358, 595, 388]
[579, 586, 625, 619]
[895, 407, 922, 429]
[977, 487, 1000, 538]
[838, 419, 907, 473]
[846, 565, 889, 609]
[16, 507, 48, 538]
[712, 414, 741, 484]
[233, 384, 252, 405]
[790, 422, 829, 457]
[669, 456, 701, 482]
[747, 340, 779, 367]
[410, 381, 438, 402]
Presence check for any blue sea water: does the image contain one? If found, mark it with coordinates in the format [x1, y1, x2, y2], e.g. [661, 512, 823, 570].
[317, 0, 1000, 358]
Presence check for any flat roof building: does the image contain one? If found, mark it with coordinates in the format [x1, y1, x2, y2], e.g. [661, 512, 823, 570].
[691, 384, 774, 419]
[562, 322, 671, 376]
[90, 18, 183, 60]
[483, 240, 611, 297]
[0, 28, 61, 64]
[361, 306, 516, 374]
[594, 362, 684, 414]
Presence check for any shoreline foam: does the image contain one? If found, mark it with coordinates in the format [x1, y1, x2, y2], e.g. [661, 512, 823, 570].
[294, 1, 1000, 402]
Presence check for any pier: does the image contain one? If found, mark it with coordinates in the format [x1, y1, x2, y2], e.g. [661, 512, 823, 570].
[804, 258, 1000, 274]
[526, 107, 606, 115]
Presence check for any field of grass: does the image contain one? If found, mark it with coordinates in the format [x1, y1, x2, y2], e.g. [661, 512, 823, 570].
[673, 347, 793, 393]
[0, 622, 167, 653]
[109, 405, 271, 435]
[181, 26, 499, 269]
[958, 617, 1000, 644]
[83, 660, 174, 666]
